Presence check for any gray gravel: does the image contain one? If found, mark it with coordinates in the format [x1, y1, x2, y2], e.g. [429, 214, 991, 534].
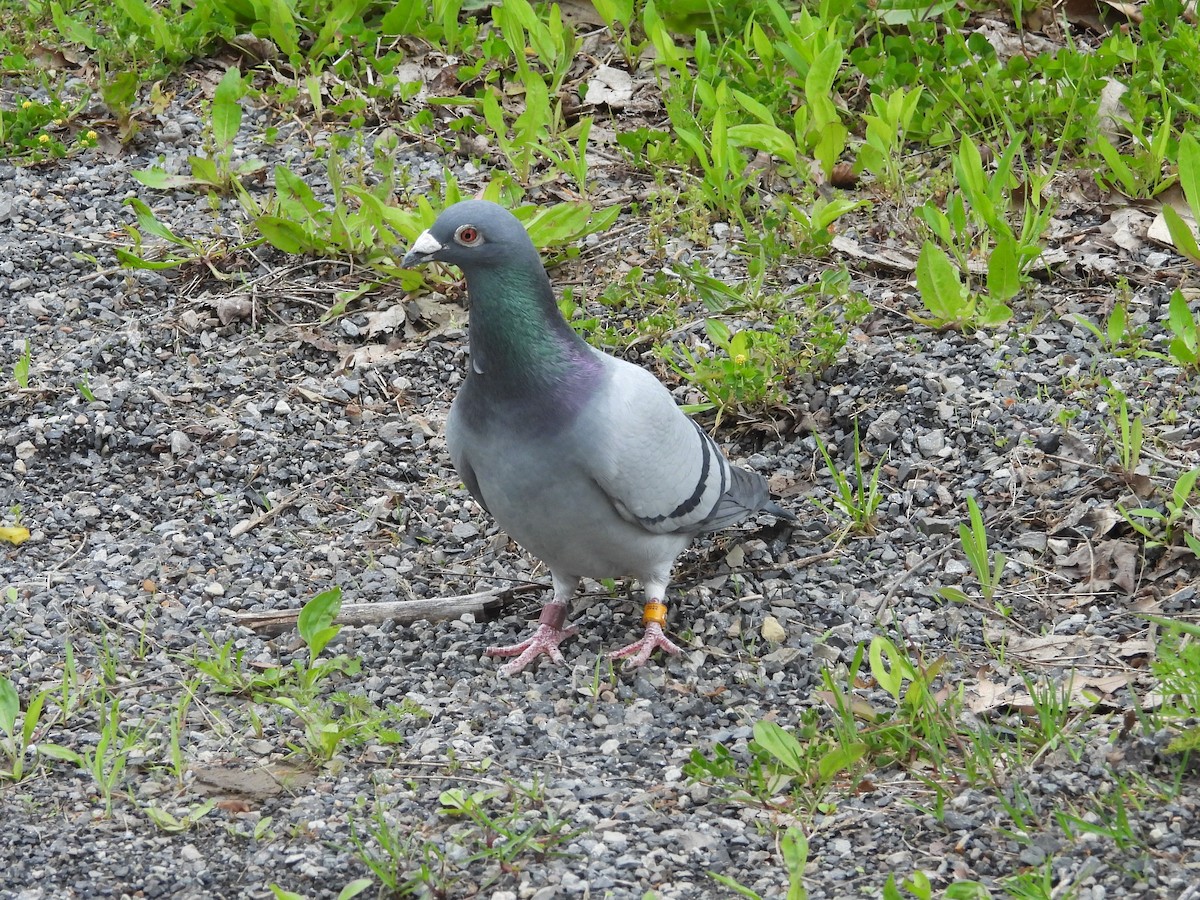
[2, 88, 1200, 900]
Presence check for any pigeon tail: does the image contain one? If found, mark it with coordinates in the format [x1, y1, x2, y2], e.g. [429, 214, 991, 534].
[696, 464, 775, 531]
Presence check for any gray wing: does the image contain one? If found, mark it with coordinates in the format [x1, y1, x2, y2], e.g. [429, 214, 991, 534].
[584, 355, 772, 536]
[445, 393, 490, 515]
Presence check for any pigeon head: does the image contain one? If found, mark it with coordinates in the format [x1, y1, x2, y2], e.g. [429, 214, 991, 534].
[400, 199, 599, 402]
[402, 200, 534, 271]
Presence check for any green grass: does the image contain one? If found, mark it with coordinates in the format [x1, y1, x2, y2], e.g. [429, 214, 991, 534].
[3, 0, 1199, 893]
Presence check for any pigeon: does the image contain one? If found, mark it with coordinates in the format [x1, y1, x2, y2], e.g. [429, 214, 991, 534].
[402, 199, 794, 675]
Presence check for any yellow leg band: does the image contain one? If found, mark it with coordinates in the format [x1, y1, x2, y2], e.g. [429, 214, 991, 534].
[642, 601, 668, 628]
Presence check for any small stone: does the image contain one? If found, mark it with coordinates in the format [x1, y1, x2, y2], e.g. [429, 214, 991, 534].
[760, 616, 787, 644]
[917, 429, 946, 457]
[761, 647, 802, 674]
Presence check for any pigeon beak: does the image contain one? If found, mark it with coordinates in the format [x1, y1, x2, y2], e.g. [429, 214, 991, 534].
[402, 229, 442, 267]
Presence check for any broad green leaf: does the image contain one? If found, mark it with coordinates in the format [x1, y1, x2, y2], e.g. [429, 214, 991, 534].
[266, 0, 300, 61]
[978, 299, 1013, 327]
[524, 202, 618, 248]
[211, 67, 244, 150]
[1168, 289, 1198, 365]
[731, 89, 777, 127]
[1095, 134, 1136, 197]
[986, 235, 1021, 303]
[868, 636, 913, 700]
[593, 0, 635, 28]
[781, 827, 809, 900]
[727, 123, 798, 167]
[50, 2, 102, 48]
[876, 0, 955, 24]
[953, 137, 995, 226]
[812, 122, 847, 180]
[0, 676, 16, 736]
[255, 216, 317, 254]
[811, 197, 869, 232]
[1178, 131, 1200, 216]
[311, 0, 367, 57]
[37, 743, 83, 764]
[1162, 206, 1200, 265]
[336, 878, 375, 900]
[1172, 467, 1200, 509]
[704, 318, 732, 348]
[817, 741, 866, 781]
[642, 0, 687, 71]
[188, 155, 223, 187]
[133, 168, 198, 191]
[1168, 289, 1196, 342]
[380, 0, 421, 34]
[916, 241, 966, 322]
[916, 204, 953, 247]
[708, 873, 764, 900]
[298, 587, 343, 658]
[22, 690, 47, 747]
[114, 248, 188, 270]
[124, 198, 187, 245]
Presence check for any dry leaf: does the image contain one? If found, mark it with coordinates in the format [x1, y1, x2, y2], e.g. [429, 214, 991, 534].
[214, 296, 254, 325]
[1147, 183, 1200, 250]
[1063, 0, 1109, 32]
[341, 344, 408, 370]
[0, 526, 31, 545]
[586, 65, 634, 107]
[191, 763, 315, 800]
[365, 304, 408, 337]
[1097, 78, 1131, 141]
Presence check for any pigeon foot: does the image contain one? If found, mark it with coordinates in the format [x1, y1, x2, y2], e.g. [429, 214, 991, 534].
[487, 603, 579, 675]
[608, 622, 681, 667]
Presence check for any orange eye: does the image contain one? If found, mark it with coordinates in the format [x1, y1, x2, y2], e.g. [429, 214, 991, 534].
[456, 225, 481, 246]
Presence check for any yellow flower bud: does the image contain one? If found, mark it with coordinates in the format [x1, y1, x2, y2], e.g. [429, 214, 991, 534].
[38, 133, 50, 143]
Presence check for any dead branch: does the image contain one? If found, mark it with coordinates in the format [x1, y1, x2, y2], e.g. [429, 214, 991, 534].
[230, 584, 541, 636]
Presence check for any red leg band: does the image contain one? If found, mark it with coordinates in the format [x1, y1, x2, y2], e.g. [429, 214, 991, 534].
[539, 603, 568, 630]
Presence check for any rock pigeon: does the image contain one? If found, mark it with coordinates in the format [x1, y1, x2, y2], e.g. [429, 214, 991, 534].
[402, 199, 793, 675]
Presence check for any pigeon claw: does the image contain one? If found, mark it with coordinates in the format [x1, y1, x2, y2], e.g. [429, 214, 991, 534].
[487, 623, 580, 676]
[608, 622, 682, 667]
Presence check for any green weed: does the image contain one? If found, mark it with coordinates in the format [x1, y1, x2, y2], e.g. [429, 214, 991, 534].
[0, 675, 49, 782]
[812, 421, 886, 536]
[939, 495, 1008, 604]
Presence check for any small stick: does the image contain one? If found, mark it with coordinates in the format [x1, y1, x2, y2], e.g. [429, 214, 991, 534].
[230, 584, 540, 635]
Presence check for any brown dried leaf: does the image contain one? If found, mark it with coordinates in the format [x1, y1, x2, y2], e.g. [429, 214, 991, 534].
[586, 65, 635, 107]
[191, 763, 315, 800]
[1063, 0, 1109, 32]
[364, 303, 408, 337]
[214, 296, 254, 325]
[1055, 538, 1139, 594]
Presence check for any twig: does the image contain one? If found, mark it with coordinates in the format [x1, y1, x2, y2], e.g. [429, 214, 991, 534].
[870, 544, 953, 619]
[230, 583, 540, 635]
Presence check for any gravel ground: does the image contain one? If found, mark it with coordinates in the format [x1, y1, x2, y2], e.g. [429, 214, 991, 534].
[2, 81, 1200, 900]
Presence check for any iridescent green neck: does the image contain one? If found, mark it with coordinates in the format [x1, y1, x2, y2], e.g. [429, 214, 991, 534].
[463, 263, 593, 392]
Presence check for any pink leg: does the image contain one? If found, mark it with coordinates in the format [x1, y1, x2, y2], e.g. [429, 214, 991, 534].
[608, 599, 682, 667]
[486, 601, 579, 676]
